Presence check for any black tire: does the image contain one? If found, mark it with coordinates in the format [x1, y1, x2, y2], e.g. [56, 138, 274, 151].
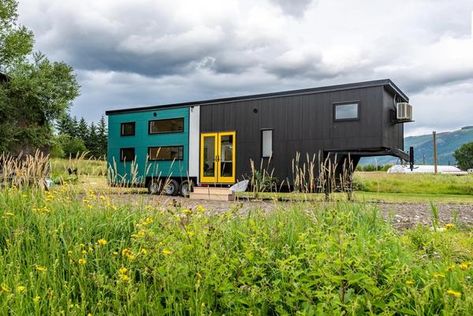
[162, 179, 179, 196]
[179, 180, 193, 197]
[148, 179, 161, 195]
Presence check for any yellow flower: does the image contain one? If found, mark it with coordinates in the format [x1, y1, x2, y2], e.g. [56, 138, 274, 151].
[0, 284, 10, 293]
[97, 239, 108, 246]
[445, 223, 455, 229]
[35, 265, 47, 273]
[78, 258, 87, 265]
[162, 248, 172, 255]
[81, 250, 87, 255]
[33, 296, 41, 303]
[122, 248, 136, 261]
[447, 289, 461, 298]
[16, 285, 27, 294]
[405, 280, 414, 286]
[195, 205, 206, 213]
[118, 267, 128, 275]
[140, 248, 148, 255]
[119, 274, 130, 282]
[182, 209, 192, 215]
[459, 262, 470, 270]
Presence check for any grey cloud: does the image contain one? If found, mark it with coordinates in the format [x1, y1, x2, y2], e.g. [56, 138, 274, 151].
[271, 0, 314, 17]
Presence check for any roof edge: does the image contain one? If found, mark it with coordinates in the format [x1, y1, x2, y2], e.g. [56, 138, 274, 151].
[106, 79, 409, 115]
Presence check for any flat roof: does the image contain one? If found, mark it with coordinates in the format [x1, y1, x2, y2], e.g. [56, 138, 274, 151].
[106, 79, 409, 115]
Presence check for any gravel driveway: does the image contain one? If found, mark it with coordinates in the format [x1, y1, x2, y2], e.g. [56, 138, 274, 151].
[111, 194, 473, 229]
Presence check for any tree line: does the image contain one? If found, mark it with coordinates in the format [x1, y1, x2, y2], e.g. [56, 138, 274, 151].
[53, 113, 107, 159]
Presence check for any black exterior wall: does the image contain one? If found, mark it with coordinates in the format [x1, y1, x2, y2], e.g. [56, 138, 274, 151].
[200, 83, 408, 183]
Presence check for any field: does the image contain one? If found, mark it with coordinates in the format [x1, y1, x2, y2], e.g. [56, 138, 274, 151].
[0, 159, 472, 314]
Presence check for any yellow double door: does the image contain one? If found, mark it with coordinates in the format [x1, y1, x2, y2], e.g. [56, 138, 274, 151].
[200, 131, 236, 184]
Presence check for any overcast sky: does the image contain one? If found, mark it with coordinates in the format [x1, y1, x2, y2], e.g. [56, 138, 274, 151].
[18, 0, 473, 136]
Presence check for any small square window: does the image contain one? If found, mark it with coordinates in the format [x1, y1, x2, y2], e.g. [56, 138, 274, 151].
[334, 103, 359, 121]
[121, 122, 135, 136]
[261, 129, 273, 158]
[120, 148, 135, 161]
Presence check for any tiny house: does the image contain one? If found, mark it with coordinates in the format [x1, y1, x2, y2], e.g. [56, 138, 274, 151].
[106, 79, 413, 195]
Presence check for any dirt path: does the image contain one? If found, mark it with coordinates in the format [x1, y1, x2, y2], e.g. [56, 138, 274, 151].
[109, 194, 473, 229]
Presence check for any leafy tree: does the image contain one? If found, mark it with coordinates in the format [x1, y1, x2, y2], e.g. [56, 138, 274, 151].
[453, 142, 473, 170]
[0, 0, 79, 154]
[57, 134, 87, 158]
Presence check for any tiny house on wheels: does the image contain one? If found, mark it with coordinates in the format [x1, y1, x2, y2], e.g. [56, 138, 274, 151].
[106, 79, 413, 196]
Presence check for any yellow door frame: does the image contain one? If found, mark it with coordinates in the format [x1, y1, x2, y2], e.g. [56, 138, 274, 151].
[200, 133, 218, 183]
[200, 131, 236, 184]
[216, 131, 236, 184]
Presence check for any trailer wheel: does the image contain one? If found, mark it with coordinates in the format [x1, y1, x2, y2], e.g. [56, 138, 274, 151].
[179, 180, 193, 197]
[148, 179, 161, 195]
[162, 179, 179, 196]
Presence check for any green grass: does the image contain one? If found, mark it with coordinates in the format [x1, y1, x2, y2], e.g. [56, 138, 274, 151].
[0, 186, 472, 314]
[354, 172, 473, 195]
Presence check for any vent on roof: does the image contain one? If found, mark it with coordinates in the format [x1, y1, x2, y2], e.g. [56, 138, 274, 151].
[396, 102, 413, 122]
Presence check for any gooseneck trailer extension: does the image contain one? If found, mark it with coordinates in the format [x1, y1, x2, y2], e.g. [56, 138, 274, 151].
[105, 79, 413, 196]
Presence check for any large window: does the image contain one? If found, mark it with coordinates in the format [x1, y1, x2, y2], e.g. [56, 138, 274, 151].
[149, 118, 184, 134]
[334, 103, 359, 121]
[261, 129, 273, 158]
[120, 122, 135, 136]
[148, 146, 184, 161]
[120, 148, 135, 161]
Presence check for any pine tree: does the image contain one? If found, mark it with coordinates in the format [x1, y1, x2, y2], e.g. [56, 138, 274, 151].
[86, 122, 99, 157]
[96, 115, 108, 158]
[77, 118, 89, 143]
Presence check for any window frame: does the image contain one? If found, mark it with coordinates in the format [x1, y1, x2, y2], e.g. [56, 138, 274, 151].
[120, 122, 136, 136]
[333, 101, 360, 122]
[261, 128, 273, 158]
[148, 118, 185, 135]
[148, 145, 184, 161]
[120, 147, 135, 162]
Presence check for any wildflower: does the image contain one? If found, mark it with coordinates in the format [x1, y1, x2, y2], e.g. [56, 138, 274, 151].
[195, 205, 206, 213]
[118, 267, 128, 275]
[0, 284, 10, 293]
[33, 296, 41, 303]
[162, 248, 172, 255]
[182, 209, 192, 215]
[122, 248, 136, 261]
[447, 289, 461, 298]
[78, 258, 87, 265]
[445, 223, 455, 230]
[97, 239, 108, 246]
[16, 285, 27, 294]
[459, 262, 470, 270]
[119, 274, 130, 282]
[447, 264, 456, 271]
[131, 230, 146, 239]
[405, 280, 414, 286]
[140, 248, 148, 255]
[35, 265, 47, 273]
[81, 250, 87, 255]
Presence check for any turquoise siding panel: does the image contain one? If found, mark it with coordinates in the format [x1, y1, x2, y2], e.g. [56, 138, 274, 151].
[107, 107, 189, 184]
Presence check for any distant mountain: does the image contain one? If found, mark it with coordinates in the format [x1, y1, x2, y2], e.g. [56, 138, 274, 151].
[360, 126, 473, 166]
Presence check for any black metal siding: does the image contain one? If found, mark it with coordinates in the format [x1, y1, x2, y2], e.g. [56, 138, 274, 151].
[200, 86, 399, 181]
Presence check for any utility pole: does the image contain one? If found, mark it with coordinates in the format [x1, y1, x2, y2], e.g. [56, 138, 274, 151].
[433, 131, 438, 174]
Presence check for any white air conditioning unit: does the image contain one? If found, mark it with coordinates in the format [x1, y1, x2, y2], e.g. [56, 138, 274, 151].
[396, 102, 413, 121]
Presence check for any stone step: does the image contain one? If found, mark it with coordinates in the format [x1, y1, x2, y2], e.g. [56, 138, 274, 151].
[189, 192, 235, 201]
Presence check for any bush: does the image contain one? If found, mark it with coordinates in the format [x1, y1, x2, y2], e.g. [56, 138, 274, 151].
[57, 134, 87, 158]
[454, 142, 473, 170]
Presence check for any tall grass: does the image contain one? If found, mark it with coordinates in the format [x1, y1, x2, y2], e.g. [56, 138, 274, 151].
[0, 187, 472, 314]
